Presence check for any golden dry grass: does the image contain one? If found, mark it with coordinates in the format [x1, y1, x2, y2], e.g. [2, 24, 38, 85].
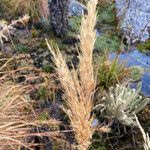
[0, 53, 60, 150]
[0, 81, 60, 150]
[0, 82, 35, 150]
[5, 0, 49, 22]
[47, 0, 98, 149]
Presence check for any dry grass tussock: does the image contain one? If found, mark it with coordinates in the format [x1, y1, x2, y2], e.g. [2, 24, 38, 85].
[0, 82, 34, 150]
[10, 0, 49, 21]
[47, 0, 99, 149]
[0, 54, 60, 150]
[0, 82, 60, 150]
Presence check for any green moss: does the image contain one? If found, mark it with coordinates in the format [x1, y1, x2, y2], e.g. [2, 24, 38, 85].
[31, 28, 39, 38]
[42, 65, 53, 73]
[16, 44, 28, 53]
[39, 40, 48, 49]
[68, 16, 81, 34]
[38, 112, 49, 121]
[37, 86, 49, 100]
[129, 66, 144, 81]
[53, 140, 66, 150]
[90, 133, 106, 150]
[137, 40, 150, 51]
[97, 3, 117, 25]
[95, 34, 121, 52]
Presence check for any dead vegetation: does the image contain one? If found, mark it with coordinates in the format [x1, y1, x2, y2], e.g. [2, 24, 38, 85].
[0, 52, 61, 149]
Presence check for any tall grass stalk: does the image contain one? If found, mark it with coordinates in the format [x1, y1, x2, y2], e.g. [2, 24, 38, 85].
[47, 0, 98, 149]
[135, 115, 150, 150]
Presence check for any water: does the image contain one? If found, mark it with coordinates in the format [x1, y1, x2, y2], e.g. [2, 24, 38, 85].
[110, 48, 150, 97]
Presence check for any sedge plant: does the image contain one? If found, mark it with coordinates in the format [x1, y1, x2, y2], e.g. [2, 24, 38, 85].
[97, 53, 130, 89]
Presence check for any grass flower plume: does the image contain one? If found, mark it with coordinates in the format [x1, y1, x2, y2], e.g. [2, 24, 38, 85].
[47, 0, 98, 149]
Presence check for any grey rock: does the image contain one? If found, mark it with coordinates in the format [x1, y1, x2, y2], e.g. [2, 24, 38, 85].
[115, 0, 150, 44]
[48, 0, 86, 16]
[69, 0, 86, 16]
[49, 0, 70, 36]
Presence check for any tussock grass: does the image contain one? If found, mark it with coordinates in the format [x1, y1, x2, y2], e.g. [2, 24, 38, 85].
[97, 54, 130, 89]
[4, 0, 49, 22]
[47, 0, 98, 149]
[0, 81, 60, 150]
[0, 82, 35, 150]
[0, 53, 60, 149]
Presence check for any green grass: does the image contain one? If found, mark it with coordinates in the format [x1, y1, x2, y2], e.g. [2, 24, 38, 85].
[42, 64, 53, 73]
[69, 16, 81, 33]
[16, 44, 28, 53]
[137, 40, 150, 51]
[37, 86, 49, 100]
[97, 54, 129, 89]
[95, 34, 121, 52]
[97, 3, 117, 25]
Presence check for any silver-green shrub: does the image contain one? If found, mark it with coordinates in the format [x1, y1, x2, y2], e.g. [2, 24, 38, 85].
[103, 83, 149, 126]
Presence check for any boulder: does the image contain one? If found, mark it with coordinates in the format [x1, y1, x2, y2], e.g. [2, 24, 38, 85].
[69, 0, 86, 16]
[48, 0, 86, 16]
[115, 0, 150, 44]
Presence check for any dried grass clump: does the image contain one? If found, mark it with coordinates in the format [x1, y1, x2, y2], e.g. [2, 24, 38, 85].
[10, 0, 49, 21]
[39, 0, 50, 20]
[135, 115, 150, 150]
[0, 81, 60, 150]
[0, 82, 35, 149]
[47, 0, 98, 149]
[0, 53, 60, 149]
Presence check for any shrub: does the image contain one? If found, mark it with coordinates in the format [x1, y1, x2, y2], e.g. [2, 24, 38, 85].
[103, 83, 149, 126]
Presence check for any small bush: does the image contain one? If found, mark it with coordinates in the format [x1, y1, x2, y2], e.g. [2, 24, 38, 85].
[103, 83, 149, 126]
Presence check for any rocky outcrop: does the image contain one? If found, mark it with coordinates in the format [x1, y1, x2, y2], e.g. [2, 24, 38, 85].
[49, 0, 70, 36]
[69, 0, 86, 16]
[115, 0, 150, 44]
